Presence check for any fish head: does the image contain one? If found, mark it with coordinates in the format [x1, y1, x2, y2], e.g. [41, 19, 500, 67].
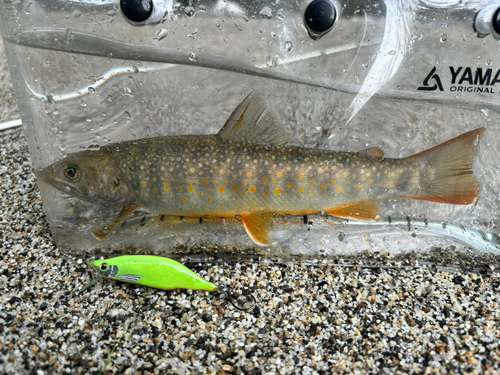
[38, 151, 134, 207]
[89, 259, 119, 278]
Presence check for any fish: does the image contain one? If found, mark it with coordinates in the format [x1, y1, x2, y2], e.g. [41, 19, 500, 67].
[89, 255, 217, 291]
[39, 92, 484, 246]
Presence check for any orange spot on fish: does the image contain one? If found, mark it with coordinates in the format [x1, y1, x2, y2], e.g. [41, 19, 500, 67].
[153, 188, 158, 194]
[208, 188, 213, 192]
[199, 191, 203, 196]
[231, 198, 236, 203]
[135, 190, 139, 195]
[287, 182, 294, 188]
[249, 186, 256, 193]
[207, 197, 212, 202]
[203, 178, 208, 185]
[242, 181, 247, 186]
[178, 173, 183, 177]
[382, 179, 387, 183]
[241, 191, 245, 195]
[262, 192, 267, 198]
[247, 172, 252, 177]
[275, 188, 281, 195]
[224, 179, 229, 184]
[331, 180, 335, 185]
[337, 187, 343, 193]
[355, 183, 361, 189]
[164, 184, 169, 191]
[299, 173, 304, 179]
[233, 185, 238, 191]
[232, 174, 237, 179]
[170, 194, 174, 198]
[262, 177, 268, 184]
[177, 186, 182, 191]
[277, 171, 282, 177]
[218, 186, 225, 193]
[141, 182, 146, 187]
[309, 179, 316, 185]
[309, 190, 313, 195]
[181, 196, 186, 201]
[188, 185, 194, 191]
[343, 172, 348, 178]
[368, 179, 373, 184]
[298, 187, 304, 193]
[152, 177, 157, 182]
[220, 169, 224, 174]
[144, 193, 149, 197]
[272, 178, 276, 183]
[212, 179, 217, 184]
[318, 168, 324, 174]
[320, 184, 326, 190]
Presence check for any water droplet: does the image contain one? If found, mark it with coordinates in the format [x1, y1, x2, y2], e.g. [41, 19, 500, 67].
[188, 52, 197, 62]
[60, 145, 67, 151]
[154, 28, 168, 42]
[260, 6, 272, 19]
[198, 4, 206, 12]
[481, 108, 489, 117]
[45, 59, 52, 66]
[266, 56, 275, 67]
[86, 118, 91, 122]
[73, 9, 81, 18]
[486, 60, 491, 66]
[184, 6, 194, 16]
[53, 109, 60, 115]
[88, 87, 95, 94]
[95, 133, 100, 139]
[387, 50, 396, 55]
[284, 41, 293, 52]
[81, 100, 87, 107]
[440, 33, 447, 43]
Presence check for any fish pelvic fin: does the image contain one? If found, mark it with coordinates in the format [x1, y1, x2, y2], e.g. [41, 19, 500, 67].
[91, 202, 142, 240]
[241, 212, 275, 246]
[325, 200, 381, 221]
[403, 128, 485, 204]
[217, 92, 292, 146]
[358, 147, 384, 158]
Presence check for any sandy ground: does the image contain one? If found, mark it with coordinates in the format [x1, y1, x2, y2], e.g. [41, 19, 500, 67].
[1, 38, 500, 375]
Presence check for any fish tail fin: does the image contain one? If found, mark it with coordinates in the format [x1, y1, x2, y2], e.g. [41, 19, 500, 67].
[403, 128, 484, 204]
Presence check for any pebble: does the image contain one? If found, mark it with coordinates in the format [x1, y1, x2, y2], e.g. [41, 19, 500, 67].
[2, 127, 500, 374]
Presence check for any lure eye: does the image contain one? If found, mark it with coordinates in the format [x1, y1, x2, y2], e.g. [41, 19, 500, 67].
[64, 165, 81, 181]
[100, 262, 108, 271]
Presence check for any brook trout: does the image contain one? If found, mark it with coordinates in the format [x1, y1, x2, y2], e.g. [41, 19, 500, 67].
[39, 93, 484, 246]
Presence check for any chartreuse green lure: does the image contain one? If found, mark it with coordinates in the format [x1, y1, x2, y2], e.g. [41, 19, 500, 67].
[89, 255, 217, 292]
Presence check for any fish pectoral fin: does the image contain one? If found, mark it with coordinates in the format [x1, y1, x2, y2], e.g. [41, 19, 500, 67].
[116, 274, 143, 282]
[325, 200, 380, 221]
[241, 212, 275, 247]
[91, 203, 142, 240]
[358, 147, 384, 158]
[217, 92, 292, 146]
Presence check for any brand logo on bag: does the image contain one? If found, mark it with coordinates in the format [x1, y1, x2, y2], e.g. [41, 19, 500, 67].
[418, 66, 500, 93]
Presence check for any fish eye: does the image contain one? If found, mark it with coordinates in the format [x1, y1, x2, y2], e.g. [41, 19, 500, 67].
[100, 262, 108, 270]
[64, 165, 81, 181]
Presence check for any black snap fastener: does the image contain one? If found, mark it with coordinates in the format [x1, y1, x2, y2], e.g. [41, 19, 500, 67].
[121, 0, 153, 23]
[305, 0, 336, 34]
[493, 7, 500, 35]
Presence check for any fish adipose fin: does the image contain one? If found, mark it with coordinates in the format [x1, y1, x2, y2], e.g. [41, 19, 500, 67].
[91, 203, 142, 240]
[403, 128, 485, 204]
[241, 212, 275, 246]
[325, 200, 381, 221]
[358, 147, 384, 158]
[218, 92, 292, 146]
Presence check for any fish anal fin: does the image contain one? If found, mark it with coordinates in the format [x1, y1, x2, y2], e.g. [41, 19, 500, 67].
[91, 203, 142, 240]
[217, 92, 291, 146]
[241, 212, 274, 246]
[325, 201, 380, 221]
[358, 147, 384, 158]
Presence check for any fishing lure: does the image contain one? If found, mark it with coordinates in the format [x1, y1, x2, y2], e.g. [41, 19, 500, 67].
[88, 255, 217, 291]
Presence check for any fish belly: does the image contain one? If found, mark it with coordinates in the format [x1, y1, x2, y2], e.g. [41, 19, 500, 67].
[110, 135, 413, 218]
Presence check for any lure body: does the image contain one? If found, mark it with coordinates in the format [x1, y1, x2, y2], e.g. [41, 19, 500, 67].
[89, 255, 217, 291]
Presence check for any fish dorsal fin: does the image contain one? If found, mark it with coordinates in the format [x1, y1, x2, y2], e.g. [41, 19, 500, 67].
[358, 147, 384, 158]
[241, 211, 275, 246]
[218, 92, 292, 146]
